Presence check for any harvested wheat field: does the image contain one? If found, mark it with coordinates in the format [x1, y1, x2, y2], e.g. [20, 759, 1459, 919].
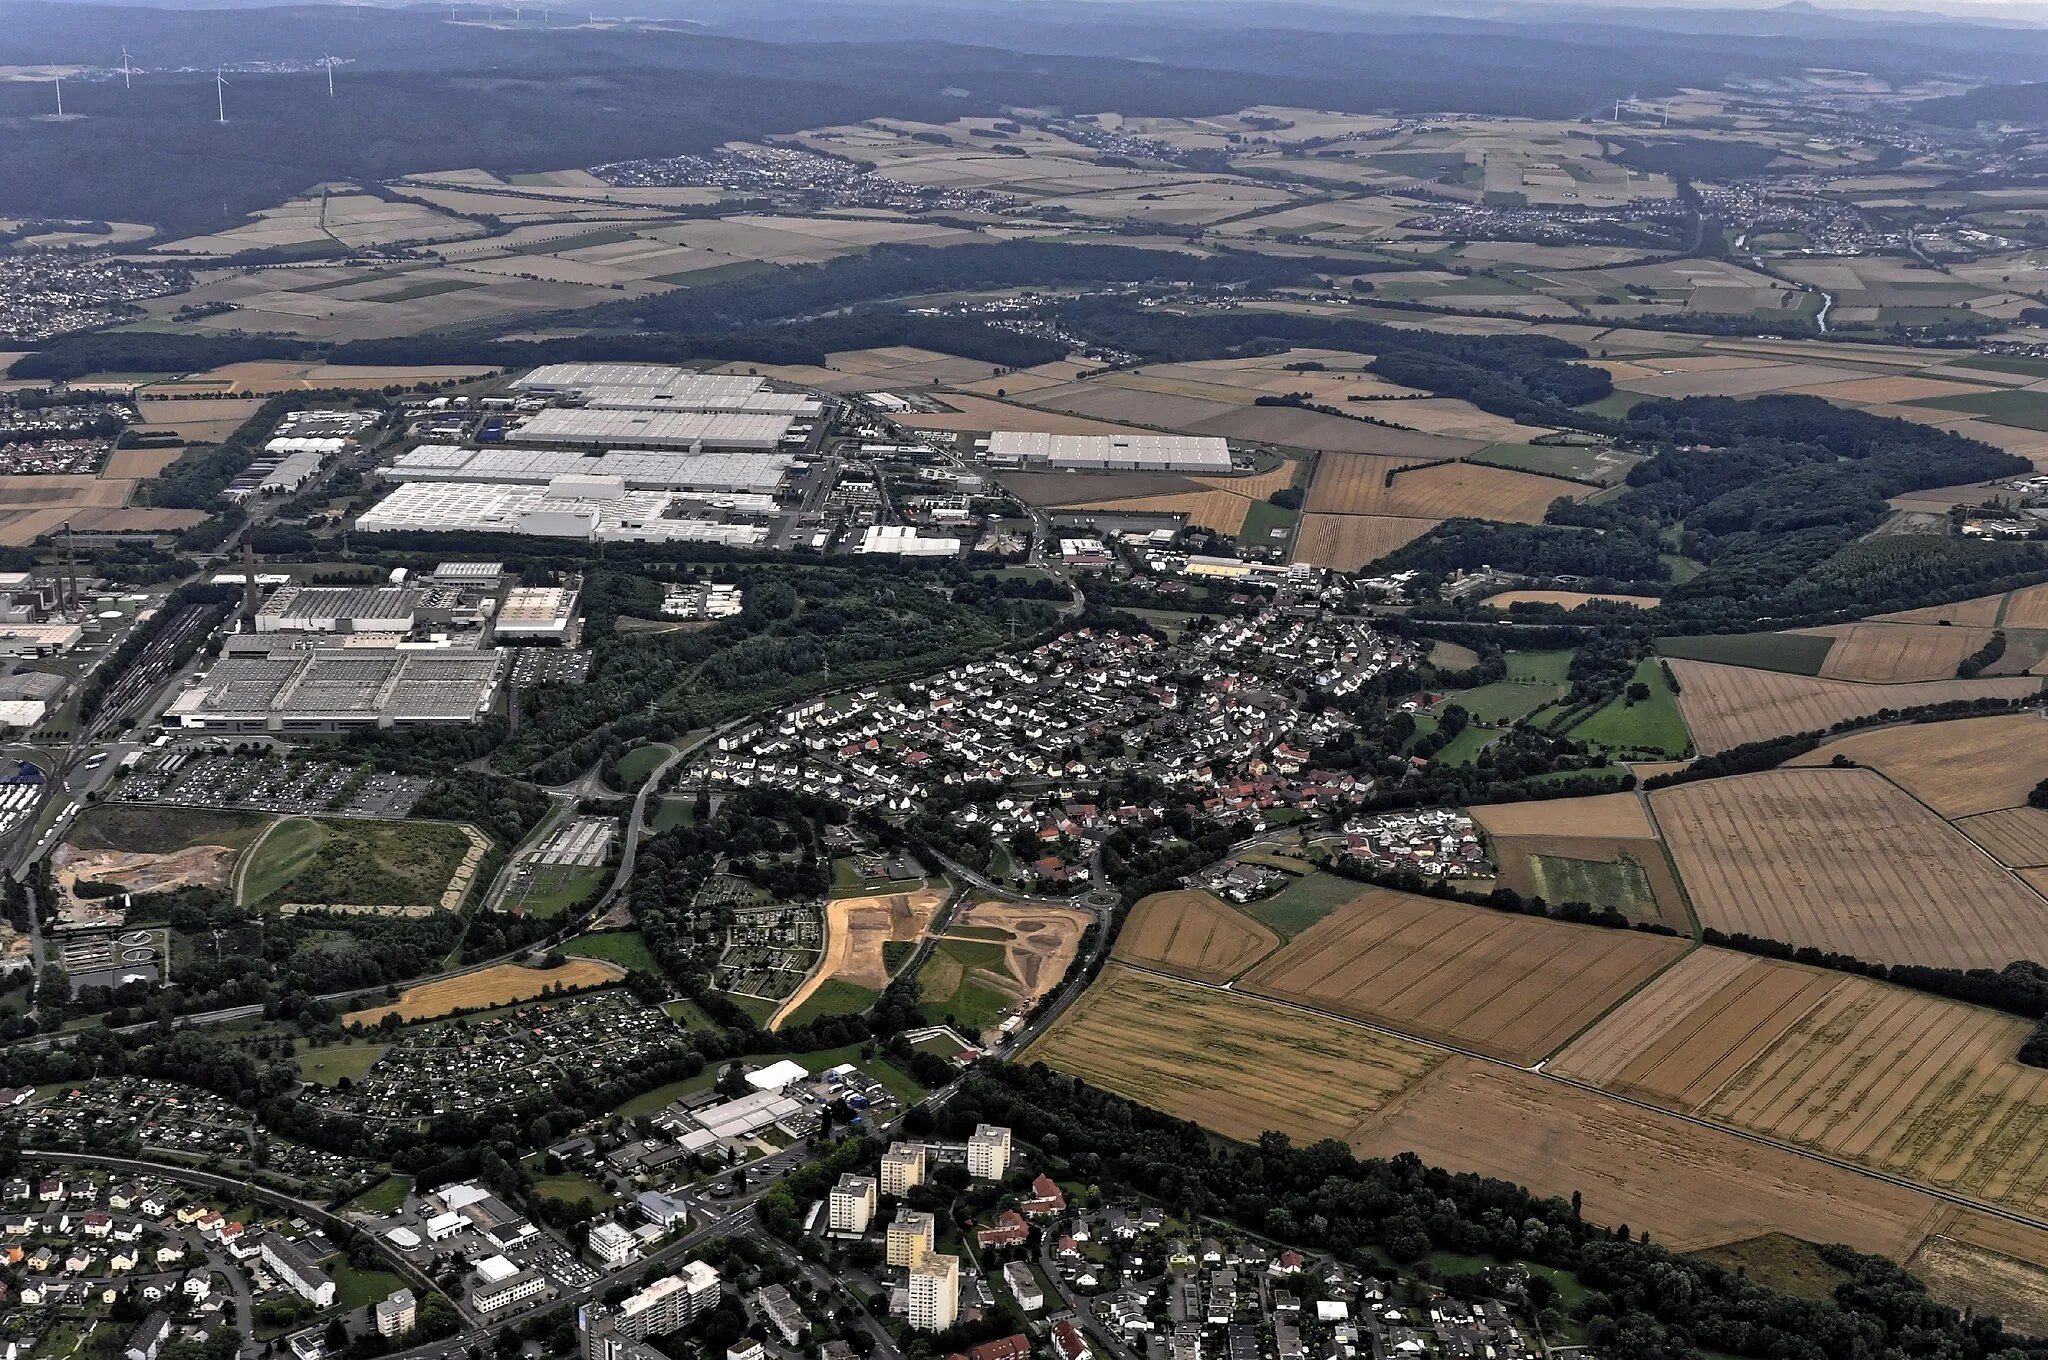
[2007, 584, 2048, 629]
[1025, 964, 1443, 1145]
[1551, 948, 1840, 1106]
[1470, 791, 1655, 839]
[1700, 976, 2048, 1217]
[1663, 658, 2040, 754]
[1876, 594, 2006, 627]
[102, 447, 189, 479]
[1481, 590, 1660, 611]
[1488, 834, 1690, 932]
[1786, 713, 2048, 818]
[1912, 1209, 2048, 1326]
[1292, 513, 1439, 570]
[1798, 622, 1996, 683]
[346, 959, 624, 1025]
[1306, 452, 1576, 522]
[1066, 489, 1253, 535]
[1239, 886, 1686, 1064]
[1653, 768, 2048, 970]
[1958, 807, 2048, 867]
[949, 899, 1093, 1001]
[1196, 463, 1299, 498]
[1351, 1057, 1947, 1258]
[1115, 888, 1282, 983]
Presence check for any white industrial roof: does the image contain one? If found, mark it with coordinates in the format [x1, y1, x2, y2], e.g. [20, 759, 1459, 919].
[357, 480, 770, 547]
[989, 430, 1232, 472]
[514, 408, 794, 450]
[475, 1254, 520, 1283]
[747, 1059, 810, 1092]
[513, 364, 766, 396]
[858, 524, 961, 556]
[389, 445, 792, 494]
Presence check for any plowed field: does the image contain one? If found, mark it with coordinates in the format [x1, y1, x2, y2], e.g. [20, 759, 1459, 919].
[1652, 768, 2048, 969]
[1238, 886, 1686, 1064]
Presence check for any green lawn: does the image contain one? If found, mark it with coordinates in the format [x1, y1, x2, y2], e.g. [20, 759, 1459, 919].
[239, 817, 329, 905]
[1469, 441, 1641, 486]
[563, 930, 656, 973]
[510, 227, 640, 255]
[1944, 355, 2048, 380]
[918, 938, 1017, 1033]
[1659, 552, 1703, 585]
[614, 745, 670, 788]
[329, 1261, 405, 1312]
[727, 994, 779, 1026]
[780, 979, 879, 1029]
[1655, 631, 1833, 675]
[346, 1175, 411, 1215]
[1505, 649, 1574, 683]
[663, 998, 722, 1030]
[1239, 497, 1299, 546]
[650, 798, 696, 834]
[1904, 388, 2048, 431]
[1434, 726, 1493, 766]
[522, 865, 609, 917]
[1574, 391, 1648, 421]
[1242, 871, 1363, 939]
[297, 1043, 386, 1086]
[1526, 851, 1658, 917]
[1567, 657, 1691, 758]
[1443, 678, 1564, 724]
[533, 1171, 616, 1208]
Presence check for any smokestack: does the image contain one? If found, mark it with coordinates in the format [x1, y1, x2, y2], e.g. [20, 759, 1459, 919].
[62, 523, 77, 609]
[241, 540, 260, 630]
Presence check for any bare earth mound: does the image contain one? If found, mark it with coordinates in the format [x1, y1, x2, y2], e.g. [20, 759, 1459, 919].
[1025, 964, 1443, 1145]
[1653, 768, 2048, 970]
[951, 899, 1093, 1002]
[1786, 712, 2048, 818]
[825, 889, 945, 991]
[54, 844, 237, 898]
[1115, 889, 1282, 983]
[1664, 659, 2040, 755]
[1238, 885, 1686, 1065]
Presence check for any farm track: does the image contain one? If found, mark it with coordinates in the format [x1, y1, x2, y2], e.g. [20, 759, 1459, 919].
[1108, 958, 2048, 1247]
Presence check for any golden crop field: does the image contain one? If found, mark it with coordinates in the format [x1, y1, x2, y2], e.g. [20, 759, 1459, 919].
[1292, 513, 1439, 570]
[1874, 594, 2006, 627]
[1114, 889, 1281, 983]
[1786, 713, 2048, 818]
[1551, 948, 1841, 1105]
[1065, 489, 1254, 535]
[1469, 790, 1655, 838]
[1912, 1210, 2048, 1335]
[1351, 1056, 1945, 1259]
[1652, 768, 2048, 969]
[1024, 964, 1443, 1145]
[1305, 452, 1575, 522]
[1701, 976, 2048, 1218]
[2005, 584, 2048, 629]
[1663, 659, 2040, 754]
[1801, 622, 1997, 683]
[1238, 886, 1686, 1064]
[1480, 590, 1660, 611]
[345, 959, 624, 1025]
[1957, 807, 2048, 867]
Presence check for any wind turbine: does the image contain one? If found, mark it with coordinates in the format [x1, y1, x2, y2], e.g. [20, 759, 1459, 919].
[215, 67, 229, 124]
[52, 74, 62, 117]
[320, 53, 338, 97]
[118, 47, 136, 90]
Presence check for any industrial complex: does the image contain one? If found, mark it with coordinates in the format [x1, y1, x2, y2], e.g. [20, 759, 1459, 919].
[987, 430, 1233, 472]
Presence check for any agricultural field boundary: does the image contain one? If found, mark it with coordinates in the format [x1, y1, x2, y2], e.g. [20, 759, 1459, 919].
[1104, 958, 2048, 1249]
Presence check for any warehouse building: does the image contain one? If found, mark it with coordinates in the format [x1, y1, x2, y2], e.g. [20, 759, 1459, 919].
[513, 364, 820, 415]
[255, 585, 420, 635]
[387, 446, 793, 496]
[165, 648, 505, 732]
[356, 480, 770, 547]
[513, 408, 794, 452]
[988, 430, 1232, 473]
[494, 587, 579, 644]
[856, 525, 960, 557]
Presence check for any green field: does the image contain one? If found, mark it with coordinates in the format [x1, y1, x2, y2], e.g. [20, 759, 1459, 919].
[369, 277, 481, 303]
[1567, 657, 1691, 757]
[726, 993, 778, 1026]
[779, 979, 879, 1029]
[1527, 851, 1657, 916]
[329, 1261, 405, 1313]
[1239, 497, 1299, 546]
[663, 998, 721, 1030]
[1655, 631, 1833, 675]
[510, 227, 640, 255]
[519, 865, 609, 918]
[1574, 391, 1649, 421]
[1434, 726, 1494, 765]
[533, 1171, 616, 1208]
[346, 1175, 410, 1215]
[1904, 388, 2048, 431]
[242, 817, 473, 908]
[1242, 871, 1364, 939]
[66, 804, 268, 855]
[650, 798, 696, 834]
[1944, 355, 2048, 380]
[614, 745, 670, 788]
[1505, 649, 1574, 683]
[1660, 553, 1702, 585]
[1443, 677, 1565, 724]
[564, 930, 657, 973]
[1470, 441, 1641, 486]
[296, 1043, 386, 1087]
[918, 938, 1016, 1033]
[616, 1069, 722, 1117]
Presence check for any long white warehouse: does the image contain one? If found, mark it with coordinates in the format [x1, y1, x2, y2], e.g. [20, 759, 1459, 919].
[988, 431, 1232, 473]
[387, 445, 793, 495]
[356, 479, 768, 547]
[514, 408, 794, 451]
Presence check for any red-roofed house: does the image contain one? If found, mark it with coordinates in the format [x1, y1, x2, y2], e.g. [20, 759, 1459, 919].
[977, 1210, 1029, 1250]
[1022, 1175, 1067, 1218]
[1052, 1320, 1092, 1360]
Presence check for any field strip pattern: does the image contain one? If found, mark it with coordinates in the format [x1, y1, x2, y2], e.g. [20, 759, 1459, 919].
[1956, 808, 2048, 868]
[1113, 889, 1281, 984]
[1701, 979, 2048, 1216]
[1664, 659, 2041, 755]
[1553, 950, 1844, 1107]
[1304, 451, 1575, 522]
[1292, 513, 1439, 571]
[1800, 622, 1996, 683]
[1654, 768, 2048, 969]
[1469, 790, 1656, 839]
[1550, 948, 1762, 1086]
[1785, 713, 2048, 818]
[1023, 964, 1443, 1145]
[1237, 886, 1686, 1065]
